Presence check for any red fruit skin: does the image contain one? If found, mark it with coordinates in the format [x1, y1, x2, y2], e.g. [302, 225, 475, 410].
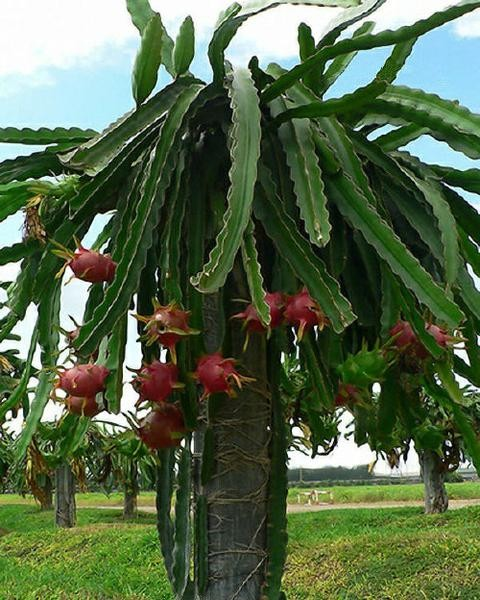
[236, 304, 265, 333]
[390, 320, 451, 361]
[133, 361, 179, 404]
[65, 395, 101, 418]
[268, 291, 286, 328]
[335, 383, 360, 407]
[158, 331, 182, 349]
[57, 364, 110, 397]
[69, 248, 116, 284]
[144, 304, 194, 351]
[284, 288, 326, 337]
[195, 353, 243, 398]
[138, 405, 186, 450]
[426, 323, 449, 347]
[232, 292, 285, 333]
[390, 320, 417, 349]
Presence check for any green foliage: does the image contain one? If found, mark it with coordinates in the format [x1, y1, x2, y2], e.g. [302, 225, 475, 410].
[337, 346, 390, 388]
[241, 219, 271, 327]
[208, 1, 359, 83]
[1, 0, 478, 441]
[74, 83, 204, 356]
[0, 150, 67, 184]
[127, 0, 174, 76]
[132, 13, 164, 105]
[126, 0, 155, 32]
[173, 16, 195, 77]
[0, 183, 36, 222]
[269, 94, 332, 247]
[255, 166, 356, 333]
[320, 21, 375, 93]
[264, 353, 289, 599]
[191, 65, 262, 292]
[0, 126, 96, 145]
[103, 314, 128, 414]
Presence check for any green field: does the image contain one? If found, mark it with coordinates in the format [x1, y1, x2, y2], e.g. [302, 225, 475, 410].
[1, 496, 480, 599]
[288, 481, 480, 504]
[3, 481, 480, 509]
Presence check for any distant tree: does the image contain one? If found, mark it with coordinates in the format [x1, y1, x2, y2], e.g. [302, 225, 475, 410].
[346, 389, 480, 514]
[83, 426, 157, 519]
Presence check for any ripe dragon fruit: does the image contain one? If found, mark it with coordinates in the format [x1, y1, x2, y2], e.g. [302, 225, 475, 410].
[194, 353, 254, 399]
[232, 292, 285, 333]
[390, 320, 460, 361]
[390, 320, 417, 349]
[65, 395, 102, 418]
[284, 288, 328, 340]
[57, 364, 110, 397]
[132, 361, 183, 405]
[52, 240, 116, 284]
[136, 300, 199, 363]
[68, 246, 116, 283]
[137, 404, 186, 450]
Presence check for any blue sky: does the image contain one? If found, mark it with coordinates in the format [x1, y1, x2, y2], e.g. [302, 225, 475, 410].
[0, 3, 478, 133]
[1, 1, 480, 163]
[1, 1, 479, 471]
[1, 1, 480, 175]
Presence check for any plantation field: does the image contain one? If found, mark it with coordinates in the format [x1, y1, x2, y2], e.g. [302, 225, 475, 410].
[1, 499, 480, 599]
[288, 480, 480, 504]
[2, 480, 480, 508]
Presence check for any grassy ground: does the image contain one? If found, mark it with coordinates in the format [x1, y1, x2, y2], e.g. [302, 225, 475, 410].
[0, 491, 157, 507]
[1, 498, 480, 599]
[2, 480, 480, 509]
[288, 480, 480, 504]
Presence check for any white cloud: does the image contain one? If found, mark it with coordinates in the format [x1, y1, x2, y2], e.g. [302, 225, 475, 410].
[0, 0, 135, 96]
[453, 12, 480, 37]
[225, 1, 461, 63]
[0, 1, 476, 96]
[156, 0, 469, 65]
[0, 1, 134, 78]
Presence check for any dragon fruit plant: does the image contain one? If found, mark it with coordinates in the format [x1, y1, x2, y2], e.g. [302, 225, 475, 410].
[285, 287, 329, 340]
[2, 1, 480, 598]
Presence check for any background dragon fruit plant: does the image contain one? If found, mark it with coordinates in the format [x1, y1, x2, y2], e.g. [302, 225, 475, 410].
[1, 0, 480, 598]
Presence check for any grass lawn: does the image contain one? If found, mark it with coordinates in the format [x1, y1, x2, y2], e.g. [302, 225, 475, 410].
[0, 491, 157, 508]
[3, 480, 480, 509]
[288, 480, 480, 504]
[1, 499, 480, 599]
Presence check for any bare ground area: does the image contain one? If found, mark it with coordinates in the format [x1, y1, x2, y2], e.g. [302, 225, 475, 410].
[287, 498, 480, 512]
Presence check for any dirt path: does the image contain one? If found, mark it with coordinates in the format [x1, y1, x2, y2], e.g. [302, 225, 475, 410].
[287, 498, 480, 512]
[87, 498, 480, 514]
